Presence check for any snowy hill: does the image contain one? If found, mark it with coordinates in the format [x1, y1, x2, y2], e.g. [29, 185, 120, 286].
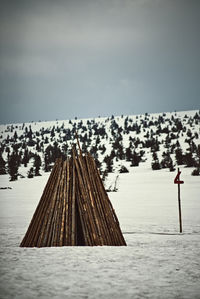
[0, 110, 200, 298]
[0, 110, 199, 187]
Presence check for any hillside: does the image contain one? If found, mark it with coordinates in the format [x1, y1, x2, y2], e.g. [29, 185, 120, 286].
[0, 110, 200, 298]
[0, 110, 200, 186]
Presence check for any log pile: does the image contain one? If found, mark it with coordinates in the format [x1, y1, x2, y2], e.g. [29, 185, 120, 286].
[20, 147, 126, 247]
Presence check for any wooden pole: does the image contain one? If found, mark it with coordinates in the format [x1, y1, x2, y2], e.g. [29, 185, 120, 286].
[177, 168, 182, 233]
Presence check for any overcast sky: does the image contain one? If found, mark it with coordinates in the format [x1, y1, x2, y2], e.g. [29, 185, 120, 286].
[0, 0, 199, 124]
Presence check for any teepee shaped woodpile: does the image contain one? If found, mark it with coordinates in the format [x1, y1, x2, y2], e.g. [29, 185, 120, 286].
[20, 147, 126, 247]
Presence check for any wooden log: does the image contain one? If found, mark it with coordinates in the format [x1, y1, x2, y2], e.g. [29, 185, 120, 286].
[85, 154, 111, 245]
[88, 153, 126, 246]
[55, 160, 67, 245]
[51, 160, 66, 246]
[71, 161, 76, 245]
[20, 159, 60, 247]
[55, 160, 67, 246]
[59, 159, 68, 246]
[76, 152, 102, 245]
[75, 181, 88, 245]
[87, 154, 116, 245]
[67, 157, 73, 245]
[84, 155, 106, 245]
[73, 152, 94, 245]
[37, 159, 63, 247]
[64, 158, 70, 245]
[20, 160, 58, 246]
[81, 156, 102, 245]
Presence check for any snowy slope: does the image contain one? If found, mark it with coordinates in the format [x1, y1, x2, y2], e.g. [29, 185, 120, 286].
[0, 109, 199, 183]
[0, 110, 200, 298]
[0, 165, 200, 298]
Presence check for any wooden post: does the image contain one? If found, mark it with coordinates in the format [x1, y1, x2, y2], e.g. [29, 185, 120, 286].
[178, 180, 182, 233]
[174, 167, 184, 233]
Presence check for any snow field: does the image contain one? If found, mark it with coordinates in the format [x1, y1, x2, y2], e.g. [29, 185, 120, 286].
[0, 165, 200, 299]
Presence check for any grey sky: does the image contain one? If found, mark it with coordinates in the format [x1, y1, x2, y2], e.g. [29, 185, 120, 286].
[0, 0, 199, 124]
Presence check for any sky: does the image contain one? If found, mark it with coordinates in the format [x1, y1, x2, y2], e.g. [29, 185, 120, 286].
[0, 0, 199, 124]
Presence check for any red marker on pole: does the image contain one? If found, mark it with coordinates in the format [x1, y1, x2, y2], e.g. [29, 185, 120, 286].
[174, 168, 184, 233]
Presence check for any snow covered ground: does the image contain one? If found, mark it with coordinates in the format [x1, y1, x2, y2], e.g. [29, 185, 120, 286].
[0, 165, 200, 299]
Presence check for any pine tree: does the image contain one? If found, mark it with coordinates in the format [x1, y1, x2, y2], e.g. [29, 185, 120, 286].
[161, 151, 175, 171]
[36, 140, 41, 152]
[169, 159, 175, 172]
[102, 169, 108, 183]
[34, 154, 41, 176]
[191, 168, 200, 176]
[22, 148, 29, 167]
[151, 152, 161, 170]
[14, 131, 18, 141]
[44, 153, 51, 172]
[184, 152, 195, 167]
[125, 147, 132, 162]
[116, 143, 124, 160]
[0, 153, 7, 174]
[94, 158, 102, 174]
[100, 144, 106, 155]
[27, 167, 34, 178]
[27, 126, 33, 139]
[196, 145, 200, 168]
[130, 151, 140, 167]
[51, 127, 55, 138]
[175, 148, 184, 165]
[119, 165, 129, 173]
[8, 152, 19, 181]
[52, 142, 62, 162]
[104, 155, 113, 173]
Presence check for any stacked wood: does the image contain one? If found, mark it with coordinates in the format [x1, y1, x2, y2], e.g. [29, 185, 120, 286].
[20, 148, 126, 247]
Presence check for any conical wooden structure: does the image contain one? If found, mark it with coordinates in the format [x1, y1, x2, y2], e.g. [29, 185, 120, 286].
[20, 146, 126, 247]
